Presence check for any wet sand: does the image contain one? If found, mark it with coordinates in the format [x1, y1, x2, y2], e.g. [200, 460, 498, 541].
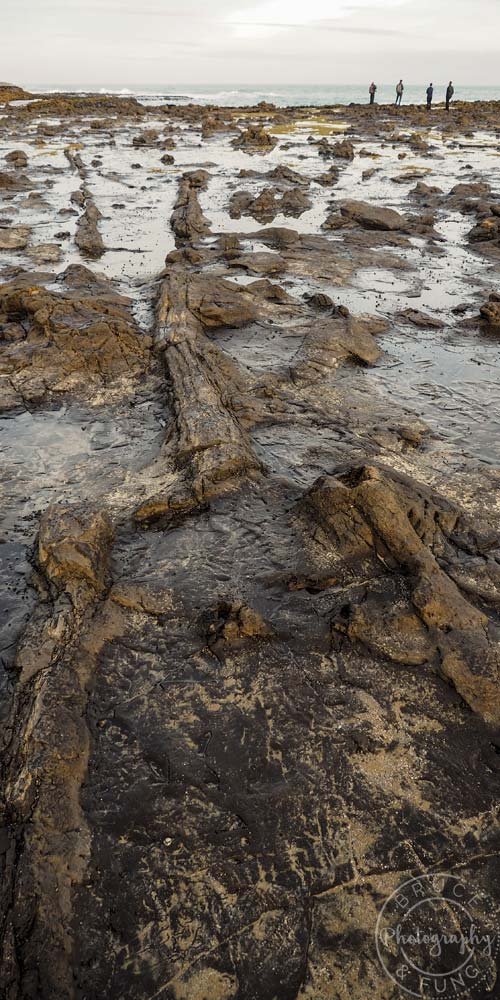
[1, 87, 500, 1000]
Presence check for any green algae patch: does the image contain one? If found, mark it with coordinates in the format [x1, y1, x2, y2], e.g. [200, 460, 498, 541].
[269, 118, 348, 137]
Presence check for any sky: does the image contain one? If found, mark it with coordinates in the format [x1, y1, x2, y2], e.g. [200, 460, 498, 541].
[3, 0, 500, 87]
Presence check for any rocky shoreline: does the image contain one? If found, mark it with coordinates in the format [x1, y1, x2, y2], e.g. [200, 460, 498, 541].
[0, 86, 499, 999]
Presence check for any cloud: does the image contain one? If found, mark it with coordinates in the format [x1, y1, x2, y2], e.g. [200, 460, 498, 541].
[228, 0, 410, 35]
[232, 19, 408, 35]
[1, 0, 499, 85]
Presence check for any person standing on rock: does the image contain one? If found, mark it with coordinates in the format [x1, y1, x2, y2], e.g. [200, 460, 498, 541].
[369, 82, 377, 105]
[395, 80, 404, 106]
[426, 83, 434, 110]
[446, 81, 454, 111]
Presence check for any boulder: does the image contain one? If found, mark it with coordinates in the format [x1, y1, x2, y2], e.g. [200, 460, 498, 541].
[316, 165, 340, 187]
[229, 186, 311, 224]
[0, 169, 32, 191]
[232, 126, 277, 153]
[469, 216, 500, 245]
[266, 164, 310, 187]
[339, 199, 406, 231]
[5, 149, 28, 168]
[38, 506, 114, 596]
[280, 188, 312, 217]
[132, 129, 160, 147]
[318, 138, 354, 160]
[26, 243, 63, 264]
[480, 292, 500, 326]
[397, 308, 445, 329]
[0, 271, 151, 408]
[0, 226, 30, 250]
[75, 188, 105, 259]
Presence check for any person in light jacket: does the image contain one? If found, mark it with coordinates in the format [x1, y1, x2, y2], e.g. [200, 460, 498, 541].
[395, 79, 404, 106]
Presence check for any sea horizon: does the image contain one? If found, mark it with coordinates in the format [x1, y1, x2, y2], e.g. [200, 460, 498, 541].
[25, 81, 500, 107]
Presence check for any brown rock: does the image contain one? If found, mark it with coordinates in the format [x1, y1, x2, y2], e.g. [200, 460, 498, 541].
[229, 186, 311, 224]
[5, 149, 28, 168]
[303, 464, 500, 724]
[134, 268, 263, 518]
[339, 200, 406, 231]
[26, 243, 63, 264]
[280, 187, 312, 217]
[75, 186, 105, 259]
[232, 125, 277, 153]
[38, 505, 114, 596]
[206, 600, 273, 654]
[132, 128, 160, 147]
[316, 165, 340, 186]
[0, 169, 31, 191]
[480, 293, 500, 326]
[318, 138, 354, 160]
[0, 226, 30, 250]
[0, 82, 33, 102]
[397, 308, 445, 329]
[0, 272, 150, 408]
[171, 170, 211, 244]
[290, 313, 386, 378]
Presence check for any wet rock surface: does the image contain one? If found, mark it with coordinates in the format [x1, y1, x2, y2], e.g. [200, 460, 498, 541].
[0, 90, 500, 1000]
[0, 266, 151, 409]
[479, 292, 500, 327]
[171, 169, 212, 244]
[232, 125, 277, 153]
[338, 199, 407, 231]
[229, 186, 312, 223]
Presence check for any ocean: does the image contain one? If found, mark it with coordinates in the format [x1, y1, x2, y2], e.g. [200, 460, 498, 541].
[29, 83, 500, 107]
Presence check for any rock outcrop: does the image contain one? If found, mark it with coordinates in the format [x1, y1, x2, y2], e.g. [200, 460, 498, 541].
[0, 83, 33, 102]
[134, 269, 264, 523]
[171, 170, 212, 245]
[303, 463, 500, 724]
[74, 186, 105, 259]
[229, 186, 312, 223]
[338, 199, 407, 231]
[317, 138, 355, 160]
[0, 268, 151, 409]
[1, 505, 115, 997]
[480, 292, 500, 326]
[232, 125, 277, 153]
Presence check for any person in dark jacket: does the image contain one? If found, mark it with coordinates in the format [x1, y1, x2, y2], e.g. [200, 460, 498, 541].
[369, 82, 377, 105]
[395, 79, 404, 106]
[446, 81, 454, 111]
[426, 83, 434, 110]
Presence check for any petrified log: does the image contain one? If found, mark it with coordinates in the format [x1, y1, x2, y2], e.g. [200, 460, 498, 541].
[75, 185, 105, 259]
[303, 463, 500, 724]
[134, 269, 263, 523]
[170, 170, 211, 245]
[1, 506, 114, 997]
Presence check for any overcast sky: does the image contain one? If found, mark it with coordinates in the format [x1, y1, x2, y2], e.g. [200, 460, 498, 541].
[4, 0, 500, 87]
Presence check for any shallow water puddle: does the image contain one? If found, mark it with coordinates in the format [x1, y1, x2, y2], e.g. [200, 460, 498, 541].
[367, 326, 500, 464]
